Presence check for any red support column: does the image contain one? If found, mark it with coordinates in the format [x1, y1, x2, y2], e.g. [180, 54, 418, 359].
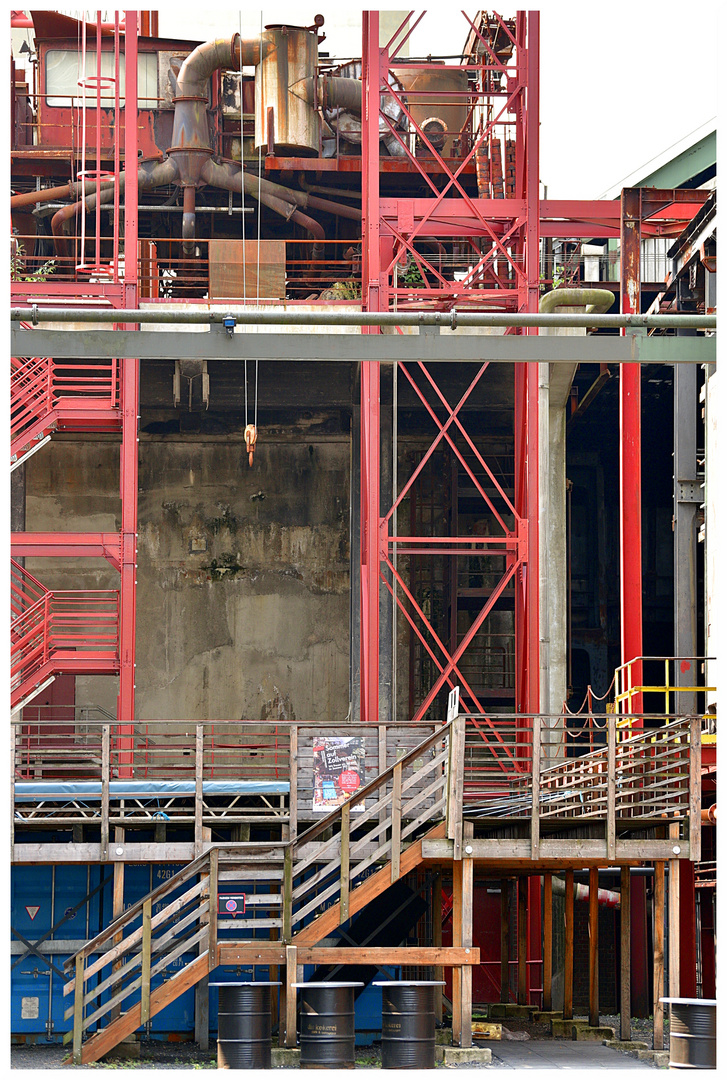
[620, 186, 648, 1016]
[619, 187, 643, 711]
[117, 11, 139, 774]
[360, 11, 382, 724]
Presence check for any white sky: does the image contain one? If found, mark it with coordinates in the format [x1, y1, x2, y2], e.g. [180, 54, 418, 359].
[160, 1, 719, 200]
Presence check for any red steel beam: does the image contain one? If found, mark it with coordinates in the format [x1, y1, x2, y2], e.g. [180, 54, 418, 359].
[117, 11, 139, 774]
[360, 10, 382, 724]
[619, 185, 649, 1018]
[11, 533, 122, 571]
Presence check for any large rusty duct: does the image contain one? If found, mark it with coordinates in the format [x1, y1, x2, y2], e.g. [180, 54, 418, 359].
[12, 24, 365, 262]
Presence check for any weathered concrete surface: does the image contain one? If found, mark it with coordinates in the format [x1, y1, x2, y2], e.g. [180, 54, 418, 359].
[135, 436, 350, 721]
[443, 1045, 492, 1064]
[22, 430, 351, 723]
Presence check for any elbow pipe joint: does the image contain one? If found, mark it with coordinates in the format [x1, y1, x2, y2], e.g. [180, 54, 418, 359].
[539, 287, 615, 315]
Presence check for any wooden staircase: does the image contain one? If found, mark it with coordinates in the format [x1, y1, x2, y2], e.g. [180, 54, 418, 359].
[63, 717, 467, 1064]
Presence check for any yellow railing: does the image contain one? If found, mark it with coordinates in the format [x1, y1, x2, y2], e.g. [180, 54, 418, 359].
[614, 656, 715, 719]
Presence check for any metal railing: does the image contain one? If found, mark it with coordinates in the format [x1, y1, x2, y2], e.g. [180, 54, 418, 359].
[10, 560, 119, 708]
[614, 656, 715, 717]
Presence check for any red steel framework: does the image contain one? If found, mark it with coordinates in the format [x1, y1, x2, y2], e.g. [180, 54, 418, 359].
[10, 12, 139, 779]
[10, 7, 714, 1007]
[360, 10, 540, 733]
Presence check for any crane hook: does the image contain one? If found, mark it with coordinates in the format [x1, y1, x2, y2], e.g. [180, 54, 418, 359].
[244, 423, 257, 467]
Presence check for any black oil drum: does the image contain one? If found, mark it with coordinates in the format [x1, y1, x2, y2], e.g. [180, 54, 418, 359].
[373, 980, 445, 1069]
[662, 998, 716, 1069]
[212, 980, 279, 1070]
[294, 981, 363, 1069]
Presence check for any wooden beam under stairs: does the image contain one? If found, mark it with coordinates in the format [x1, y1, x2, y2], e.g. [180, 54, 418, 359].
[291, 820, 447, 946]
[68, 952, 210, 1066]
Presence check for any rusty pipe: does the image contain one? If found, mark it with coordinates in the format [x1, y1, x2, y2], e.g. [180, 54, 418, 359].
[540, 287, 615, 315]
[182, 186, 196, 256]
[51, 185, 118, 262]
[552, 875, 620, 908]
[203, 159, 327, 258]
[175, 34, 273, 101]
[701, 805, 717, 824]
[290, 75, 362, 115]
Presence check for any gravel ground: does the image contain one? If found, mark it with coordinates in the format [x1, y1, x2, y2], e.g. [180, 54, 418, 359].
[11, 1014, 670, 1071]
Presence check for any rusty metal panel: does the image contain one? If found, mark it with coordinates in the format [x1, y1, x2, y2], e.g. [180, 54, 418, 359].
[208, 239, 286, 300]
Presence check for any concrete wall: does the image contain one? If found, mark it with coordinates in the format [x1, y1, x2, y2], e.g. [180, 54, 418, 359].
[135, 434, 350, 721]
[22, 429, 351, 723]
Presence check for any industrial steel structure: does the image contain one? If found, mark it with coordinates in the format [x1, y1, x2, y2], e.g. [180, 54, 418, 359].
[10, 8, 716, 1064]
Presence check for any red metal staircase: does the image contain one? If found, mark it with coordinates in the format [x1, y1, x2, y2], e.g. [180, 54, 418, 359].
[10, 559, 120, 710]
[11, 352, 120, 470]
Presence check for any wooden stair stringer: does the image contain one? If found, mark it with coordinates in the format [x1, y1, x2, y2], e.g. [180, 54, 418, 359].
[291, 820, 447, 947]
[70, 951, 210, 1066]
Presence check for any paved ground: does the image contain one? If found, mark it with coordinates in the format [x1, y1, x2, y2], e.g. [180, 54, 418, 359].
[11, 1014, 669, 1071]
[486, 1040, 656, 1069]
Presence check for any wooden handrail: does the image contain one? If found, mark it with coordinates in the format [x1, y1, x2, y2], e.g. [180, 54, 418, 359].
[290, 719, 451, 851]
[63, 848, 211, 968]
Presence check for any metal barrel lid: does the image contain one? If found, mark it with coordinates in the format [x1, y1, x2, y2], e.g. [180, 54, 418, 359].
[293, 981, 364, 988]
[210, 980, 281, 986]
[372, 980, 446, 986]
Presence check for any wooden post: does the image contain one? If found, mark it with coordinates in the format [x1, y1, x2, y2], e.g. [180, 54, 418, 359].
[391, 761, 402, 882]
[607, 718, 616, 861]
[500, 879, 510, 1003]
[531, 714, 540, 859]
[653, 862, 665, 1050]
[378, 723, 387, 823]
[10, 724, 16, 860]
[340, 800, 350, 923]
[432, 872, 443, 1023]
[460, 824, 473, 1048]
[283, 846, 293, 941]
[73, 953, 85, 1064]
[194, 723, 204, 857]
[543, 873, 553, 1012]
[669, 823, 680, 1003]
[289, 725, 298, 841]
[196, 832, 212, 1051]
[689, 715, 701, 861]
[620, 867, 631, 1041]
[101, 724, 110, 861]
[517, 877, 527, 1005]
[110, 827, 125, 1022]
[589, 866, 599, 1028]
[285, 945, 297, 1048]
[563, 869, 574, 1020]
[452, 859, 463, 1045]
[208, 846, 218, 967]
[140, 897, 152, 1025]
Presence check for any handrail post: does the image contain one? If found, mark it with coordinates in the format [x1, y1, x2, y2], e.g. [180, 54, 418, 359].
[607, 716, 616, 861]
[72, 954, 84, 1064]
[10, 724, 16, 860]
[283, 846, 293, 941]
[208, 848, 218, 967]
[530, 713, 540, 859]
[285, 945, 297, 1048]
[689, 714, 701, 861]
[339, 801, 350, 923]
[391, 761, 402, 881]
[288, 725, 298, 841]
[101, 724, 110, 860]
[194, 723, 204, 857]
[140, 897, 152, 1025]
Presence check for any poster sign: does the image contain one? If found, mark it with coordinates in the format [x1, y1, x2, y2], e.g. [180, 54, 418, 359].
[312, 737, 365, 813]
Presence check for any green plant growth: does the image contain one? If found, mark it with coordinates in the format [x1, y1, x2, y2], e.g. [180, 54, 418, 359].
[400, 255, 425, 287]
[11, 240, 55, 282]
